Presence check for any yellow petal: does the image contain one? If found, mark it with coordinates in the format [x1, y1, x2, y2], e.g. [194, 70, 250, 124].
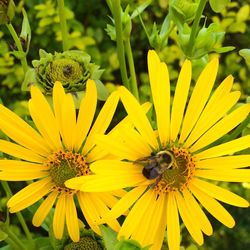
[95, 192, 119, 209]
[148, 51, 170, 146]
[83, 91, 119, 154]
[175, 192, 204, 245]
[170, 60, 191, 142]
[0, 171, 48, 180]
[0, 140, 45, 163]
[33, 191, 58, 226]
[196, 155, 250, 169]
[53, 193, 66, 239]
[61, 94, 76, 151]
[192, 178, 249, 207]
[94, 134, 145, 161]
[86, 193, 120, 232]
[100, 186, 147, 222]
[30, 86, 62, 150]
[119, 86, 158, 149]
[0, 104, 50, 156]
[190, 104, 250, 152]
[29, 100, 60, 151]
[182, 189, 213, 236]
[53, 81, 66, 136]
[0, 160, 49, 171]
[185, 91, 240, 148]
[8, 177, 53, 212]
[109, 124, 152, 156]
[145, 193, 166, 247]
[109, 102, 152, 134]
[90, 160, 143, 175]
[65, 194, 79, 242]
[195, 135, 250, 159]
[190, 184, 235, 228]
[74, 80, 97, 151]
[195, 169, 250, 182]
[131, 192, 159, 246]
[151, 199, 167, 250]
[66, 174, 146, 192]
[118, 189, 155, 239]
[77, 192, 101, 234]
[167, 192, 180, 250]
[179, 58, 219, 143]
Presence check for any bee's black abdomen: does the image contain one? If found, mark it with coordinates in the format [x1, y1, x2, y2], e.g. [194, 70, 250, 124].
[142, 167, 159, 179]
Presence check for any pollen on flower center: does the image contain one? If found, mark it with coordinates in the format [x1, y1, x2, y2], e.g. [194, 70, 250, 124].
[154, 147, 196, 194]
[46, 150, 90, 193]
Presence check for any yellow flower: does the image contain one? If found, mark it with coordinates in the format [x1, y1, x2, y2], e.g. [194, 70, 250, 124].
[66, 51, 250, 250]
[0, 79, 122, 242]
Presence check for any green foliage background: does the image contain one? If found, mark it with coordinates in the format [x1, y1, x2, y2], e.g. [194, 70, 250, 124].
[0, 0, 249, 250]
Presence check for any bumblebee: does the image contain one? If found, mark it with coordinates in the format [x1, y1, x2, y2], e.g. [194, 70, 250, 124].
[135, 150, 174, 180]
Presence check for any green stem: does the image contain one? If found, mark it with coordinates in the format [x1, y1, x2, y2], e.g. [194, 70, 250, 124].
[57, 0, 69, 51]
[4, 227, 26, 250]
[1, 182, 33, 242]
[6, 23, 28, 74]
[4, 237, 20, 250]
[110, 0, 130, 90]
[106, 0, 113, 14]
[124, 40, 139, 100]
[186, 0, 207, 57]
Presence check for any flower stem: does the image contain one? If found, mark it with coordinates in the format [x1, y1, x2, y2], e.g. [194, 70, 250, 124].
[5, 226, 27, 250]
[6, 23, 28, 74]
[4, 237, 20, 250]
[57, 0, 69, 51]
[110, 0, 130, 90]
[186, 0, 207, 57]
[124, 40, 139, 100]
[1, 182, 33, 242]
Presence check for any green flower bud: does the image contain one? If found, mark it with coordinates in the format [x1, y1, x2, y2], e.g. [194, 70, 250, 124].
[170, 0, 198, 22]
[0, 0, 15, 25]
[31, 50, 103, 93]
[64, 236, 102, 250]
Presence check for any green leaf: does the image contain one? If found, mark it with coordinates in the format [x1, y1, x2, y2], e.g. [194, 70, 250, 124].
[0, 230, 8, 241]
[213, 46, 235, 53]
[22, 68, 36, 91]
[236, 5, 249, 22]
[209, 0, 231, 13]
[95, 80, 109, 101]
[239, 49, 250, 67]
[131, 0, 152, 19]
[9, 51, 26, 59]
[99, 225, 118, 250]
[20, 8, 31, 53]
[115, 239, 150, 250]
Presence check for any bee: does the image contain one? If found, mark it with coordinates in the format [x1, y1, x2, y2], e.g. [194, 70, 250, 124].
[135, 150, 175, 180]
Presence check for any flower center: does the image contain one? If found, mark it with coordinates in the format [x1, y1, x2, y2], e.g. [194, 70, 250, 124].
[45, 150, 90, 193]
[46, 58, 84, 85]
[152, 147, 196, 194]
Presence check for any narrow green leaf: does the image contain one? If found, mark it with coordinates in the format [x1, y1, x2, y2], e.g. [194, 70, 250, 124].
[209, 0, 231, 13]
[239, 49, 250, 67]
[213, 46, 235, 53]
[99, 225, 118, 250]
[20, 8, 31, 53]
[131, 0, 151, 19]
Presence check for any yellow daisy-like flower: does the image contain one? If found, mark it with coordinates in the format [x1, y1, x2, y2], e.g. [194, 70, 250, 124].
[66, 51, 250, 249]
[0, 79, 122, 242]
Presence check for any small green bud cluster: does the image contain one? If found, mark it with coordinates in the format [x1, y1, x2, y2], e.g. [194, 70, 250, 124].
[64, 236, 102, 250]
[23, 49, 103, 94]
